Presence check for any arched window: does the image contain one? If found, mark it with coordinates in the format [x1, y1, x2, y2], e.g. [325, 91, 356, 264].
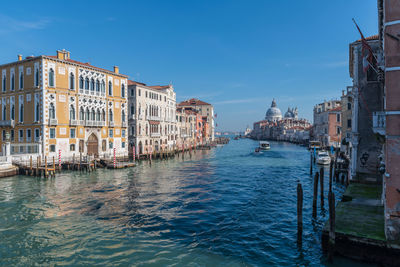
[35, 102, 40, 121]
[49, 103, 55, 119]
[69, 73, 75, 90]
[96, 80, 100, 92]
[79, 76, 84, 89]
[109, 109, 113, 121]
[2, 76, 6, 92]
[11, 104, 14, 120]
[49, 68, 54, 87]
[102, 110, 105, 121]
[85, 108, 89, 121]
[96, 109, 100, 121]
[2, 106, 6, 120]
[19, 72, 23, 89]
[122, 110, 125, 122]
[19, 103, 24, 122]
[108, 81, 112, 96]
[79, 107, 84, 120]
[90, 78, 95, 91]
[70, 105, 75, 120]
[121, 84, 125, 98]
[11, 73, 15, 90]
[35, 69, 39, 87]
[101, 80, 105, 93]
[91, 109, 95, 121]
[85, 78, 89, 90]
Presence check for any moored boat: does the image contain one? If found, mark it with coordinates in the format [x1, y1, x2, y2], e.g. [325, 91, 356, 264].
[316, 151, 331, 165]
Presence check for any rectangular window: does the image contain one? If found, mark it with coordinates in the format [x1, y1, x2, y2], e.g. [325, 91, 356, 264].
[79, 140, 84, 152]
[109, 141, 113, 149]
[347, 102, 351, 110]
[70, 128, 76, 138]
[35, 129, 40, 141]
[122, 129, 126, 138]
[337, 127, 341, 135]
[347, 119, 352, 128]
[139, 89, 141, 96]
[70, 144, 75, 151]
[18, 129, 23, 142]
[102, 140, 106, 151]
[26, 129, 31, 142]
[50, 144, 56, 152]
[50, 128, 55, 139]
[336, 114, 340, 122]
[109, 129, 113, 137]
[122, 142, 125, 148]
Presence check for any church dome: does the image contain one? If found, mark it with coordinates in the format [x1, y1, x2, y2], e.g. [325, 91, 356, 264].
[265, 99, 282, 121]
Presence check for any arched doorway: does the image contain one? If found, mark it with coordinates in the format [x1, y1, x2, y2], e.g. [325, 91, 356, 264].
[139, 141, 143, 155]
[87, 133, 98, 156]
[155, 141, 159, 152]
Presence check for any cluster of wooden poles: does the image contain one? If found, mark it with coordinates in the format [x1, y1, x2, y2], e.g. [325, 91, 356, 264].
[20, 155, 60, 178]
[147, 146, 196, 166]
[297, 152, 345, 261]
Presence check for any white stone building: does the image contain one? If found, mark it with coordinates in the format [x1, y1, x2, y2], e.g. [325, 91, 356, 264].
[128, 80, 176, 155]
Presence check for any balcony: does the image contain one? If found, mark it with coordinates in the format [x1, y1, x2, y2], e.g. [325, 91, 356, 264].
[109, 121, 115, 127]
[49, 119, 58, 126]
[79, 120, 85, 126]
[147, 116, 161, 121]
[0, 120, 15, 127]
[150, 132, 161, 137]
[70, 120, 78, 126]
[85, 120, 94, 127]
[372, 111, 385, 135]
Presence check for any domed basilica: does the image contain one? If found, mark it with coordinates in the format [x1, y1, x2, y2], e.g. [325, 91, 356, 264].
[265, 99, 298, 122]
[265, 99, 282, 122]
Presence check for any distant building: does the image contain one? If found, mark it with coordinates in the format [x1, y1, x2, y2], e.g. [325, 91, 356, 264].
[312, 100, 342, 147]
[340, 86, 353, 154]
[177, 98, 214, 142]
[251, 99, 310, 143]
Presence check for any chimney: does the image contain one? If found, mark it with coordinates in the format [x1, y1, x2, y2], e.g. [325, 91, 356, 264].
[17, 55, 22, 61]
[66, 51, 70, 60]
[114, 66, 119, 74]
[57, 50, 64, 59]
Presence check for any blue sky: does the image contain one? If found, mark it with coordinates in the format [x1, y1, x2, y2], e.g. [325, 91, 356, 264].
[0, 0, 378, 131]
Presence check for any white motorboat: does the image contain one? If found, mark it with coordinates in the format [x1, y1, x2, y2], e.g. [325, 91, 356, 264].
[259, 141, 270, 150]
[316, 151, 331, 165]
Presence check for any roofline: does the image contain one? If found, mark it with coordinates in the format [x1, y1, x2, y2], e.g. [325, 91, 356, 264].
[43, 56, 128, 78]
[0, 55, 128, 78]
[0, 55, 41, 68]
[128, 82, 172, 94]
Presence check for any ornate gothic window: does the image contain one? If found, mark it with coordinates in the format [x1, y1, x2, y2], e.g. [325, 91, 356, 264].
[79, 76, 84, 89]
[80, 107, 84, 120]
[96, 80, 100, 92]
[85, 78, 89, 90]
[109, 109, 113, 121]
[90, 78, 95, 91]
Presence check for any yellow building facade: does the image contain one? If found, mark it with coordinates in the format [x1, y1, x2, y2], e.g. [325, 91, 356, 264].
[0, 50, 128, 159]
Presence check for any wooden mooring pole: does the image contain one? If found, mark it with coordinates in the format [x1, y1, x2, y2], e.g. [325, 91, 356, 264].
[329, 160, 333, 193]
[297, 183, 303, 246]
[312, 172, 319, 218]
[320, 167, 324, 209]
[310, 153, 313, 175]
[328, 191, 336, 261]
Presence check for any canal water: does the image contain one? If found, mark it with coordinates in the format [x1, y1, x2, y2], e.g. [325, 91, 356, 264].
[0, 139, 374, 266]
